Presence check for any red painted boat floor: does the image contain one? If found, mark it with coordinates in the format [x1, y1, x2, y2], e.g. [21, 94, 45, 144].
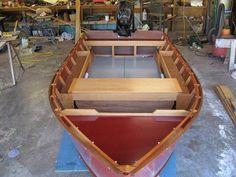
[68, 116, 182, 165]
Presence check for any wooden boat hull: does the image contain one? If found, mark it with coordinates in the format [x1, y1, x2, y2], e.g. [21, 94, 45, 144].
[49, 30, 202, 176]
[73, 136, 176, 177]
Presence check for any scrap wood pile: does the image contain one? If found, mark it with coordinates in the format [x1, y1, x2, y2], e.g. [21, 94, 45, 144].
[215, 85, 236, 126]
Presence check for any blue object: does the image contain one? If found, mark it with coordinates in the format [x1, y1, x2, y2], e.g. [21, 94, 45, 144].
[55, 130, 88, 172]
[56, 130, 176, 177]
[160, 151, 176, 177]
[7, 148, 20, 159]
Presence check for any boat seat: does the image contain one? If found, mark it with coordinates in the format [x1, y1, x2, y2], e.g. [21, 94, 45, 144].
[68, 78, 182, 101]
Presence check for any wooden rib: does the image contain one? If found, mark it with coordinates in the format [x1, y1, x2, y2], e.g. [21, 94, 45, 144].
[81, 39, 89, 50]
[65, 65, 72, 75]
[191, 88, 196, 94]
[59, 76, 66, 86]
[77, 51, 90, 56]
[165, 45, 170, 51]
[179, 66, 185, 74]
[55, 87, 61, 98]
[62, 109, 189, 117]
[70, 56, 77, 65]
[79, 44, 85, 50]
[174, 57, 180, 64]
[185, 76, 191, 86]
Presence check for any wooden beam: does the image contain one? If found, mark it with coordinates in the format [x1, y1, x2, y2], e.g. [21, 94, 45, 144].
[62, 109, 189, 117]
[176, 93, 194, 109]
[85, 40, 166, 47]
[75, 0, 81, 43]
[68, 78, 182, 101]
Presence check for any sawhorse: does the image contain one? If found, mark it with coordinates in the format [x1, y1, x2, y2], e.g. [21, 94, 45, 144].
[0, 36, 25, 87]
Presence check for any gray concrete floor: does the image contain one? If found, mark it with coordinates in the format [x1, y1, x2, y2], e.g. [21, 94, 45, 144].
[0, 41, 236, 177]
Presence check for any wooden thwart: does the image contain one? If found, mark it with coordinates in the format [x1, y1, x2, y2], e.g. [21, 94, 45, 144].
[85, 40, 165, 47]
[68, 78, 182, 101]
[62, 109, 189, 117]
[215, 85, 236, 126]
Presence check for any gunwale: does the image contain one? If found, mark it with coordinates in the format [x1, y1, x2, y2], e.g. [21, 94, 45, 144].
[49, 31, 202, 175]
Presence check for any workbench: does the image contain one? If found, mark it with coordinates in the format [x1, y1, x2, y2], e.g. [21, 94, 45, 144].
[215, 38, 236, 71]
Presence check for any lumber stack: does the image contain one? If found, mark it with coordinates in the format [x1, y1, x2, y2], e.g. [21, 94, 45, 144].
[215, 85, 236, 126]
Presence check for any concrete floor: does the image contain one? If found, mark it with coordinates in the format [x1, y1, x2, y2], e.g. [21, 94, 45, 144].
[0, 41, 236, 177]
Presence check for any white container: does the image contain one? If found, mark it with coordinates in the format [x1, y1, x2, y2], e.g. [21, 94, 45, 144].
[142, 9, 147, 21]
[21, 38, 29, 48]
[105, 15, 109, 22]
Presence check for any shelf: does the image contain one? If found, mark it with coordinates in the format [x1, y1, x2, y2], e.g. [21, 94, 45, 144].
[82, 20, 116, 25]
[4, 21, 75, 27]
[0, 5, 76, 12]
[175, 6, 207, 9]
[81, 4, 140, 13]
[174, 19, 203, 22]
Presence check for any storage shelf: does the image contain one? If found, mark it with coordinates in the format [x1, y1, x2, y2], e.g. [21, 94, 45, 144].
[0, 5, 76, 12]
[175, 6, 207, 9]
[82, 20, 116, 25]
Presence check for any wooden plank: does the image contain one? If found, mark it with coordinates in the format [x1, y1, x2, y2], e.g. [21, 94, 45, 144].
[176, 93, 194, 110]
[85, 40, 166, 47]
[219, 85, 235, 99]
[78, 52, 92, 78]
[158, 52, 171, 78]
[75, 100, 175, 113]
[230, 99, 236, 112]
[68, 78, 182, 101]
[215, 85, 236, 126]
[62, 109, 189, 117]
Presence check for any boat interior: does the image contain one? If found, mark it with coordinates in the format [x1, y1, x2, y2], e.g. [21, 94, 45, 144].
[49, 31, 202, 169]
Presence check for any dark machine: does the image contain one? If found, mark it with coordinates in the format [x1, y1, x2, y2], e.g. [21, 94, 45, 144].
[116, 0, 135, 37]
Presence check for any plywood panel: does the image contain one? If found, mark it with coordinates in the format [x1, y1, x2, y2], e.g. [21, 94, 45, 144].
[68, 78, 182, 101]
